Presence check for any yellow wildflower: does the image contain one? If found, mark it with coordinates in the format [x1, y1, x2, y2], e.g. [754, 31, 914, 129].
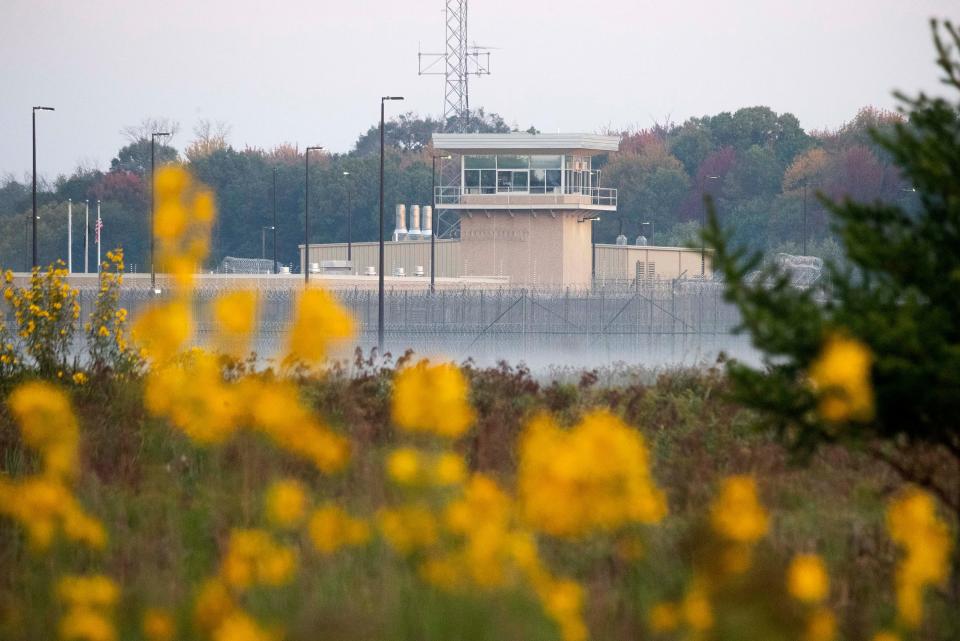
[377, 504, 439, 555]
[131, 300, 192, 362]
[386, 447, 422, 485]
[72, 372, 88, 385]
[392, 360, 475, 438]
[809, 334, 874, 422]
[59, 608, 115, 641]
[709, 475, 769, 543]
[885, 486, 952, 628]
[871, 632, 899, 641]
[212, 290, 258, 355]
[220, 529, 296, 590]
[804, 606, 837, 641]
[647, 601, 680, 632]
[212, 611, 272, 641]
[433, 451, 467, 486]
[142, 608, 175, 641]
[57, 575, 119, 608]
[682, 584, 713, 631]
[286, 288, 354, 364]
[308, 503, 370, 555]
[518, 410, 666, 538]
[194, 578, 234, 632]
[264, 479, 308, 529]
[9, 381, 79, 478]
[787, 554, 830, 603]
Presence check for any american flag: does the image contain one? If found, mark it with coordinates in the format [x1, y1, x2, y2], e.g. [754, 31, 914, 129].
[95, 217, 103, 244]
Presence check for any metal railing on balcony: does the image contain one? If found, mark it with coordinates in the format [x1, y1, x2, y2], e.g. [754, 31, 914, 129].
[435, 185, 617, 208]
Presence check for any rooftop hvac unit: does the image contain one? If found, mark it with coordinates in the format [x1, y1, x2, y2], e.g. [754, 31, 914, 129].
[364, 266, 376, 276]
[393, 266, 406, 277]
[616, 234, 627, 246]
[415, 265, 425, 276]
[635, 235, 648, 246]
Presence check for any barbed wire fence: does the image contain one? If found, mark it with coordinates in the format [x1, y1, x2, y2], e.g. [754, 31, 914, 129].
[63, 279, 752, 368]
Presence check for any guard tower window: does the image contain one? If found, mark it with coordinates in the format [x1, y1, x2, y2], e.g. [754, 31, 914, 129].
[462, 154, 564, 194]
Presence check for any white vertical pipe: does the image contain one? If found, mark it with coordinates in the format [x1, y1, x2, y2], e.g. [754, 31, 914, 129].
[67, 199, 72, 273]
[409, 205, 421, 238]
[422, 205, 433, 235]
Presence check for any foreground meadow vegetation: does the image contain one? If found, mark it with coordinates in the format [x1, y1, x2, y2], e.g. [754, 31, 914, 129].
[0, 164, 954, 641]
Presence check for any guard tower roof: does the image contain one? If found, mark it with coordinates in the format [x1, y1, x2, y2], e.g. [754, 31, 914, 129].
[432, 132, 620, 155]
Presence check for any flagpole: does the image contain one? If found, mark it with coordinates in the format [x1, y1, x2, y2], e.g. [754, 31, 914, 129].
[96, 200, 101, 273]
[67, 199, 72, 273]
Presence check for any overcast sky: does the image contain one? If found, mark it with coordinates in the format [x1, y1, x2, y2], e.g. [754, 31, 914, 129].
[1, 0, 955, 178]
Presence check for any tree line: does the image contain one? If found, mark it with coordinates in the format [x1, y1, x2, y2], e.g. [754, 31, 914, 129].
[0, 106, 914, 272]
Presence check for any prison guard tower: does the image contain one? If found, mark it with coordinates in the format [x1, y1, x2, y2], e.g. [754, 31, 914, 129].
[432, 133, 619, 287]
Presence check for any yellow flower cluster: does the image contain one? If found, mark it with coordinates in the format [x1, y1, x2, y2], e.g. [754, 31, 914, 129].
[386, 447, 467, 486]
[221, 528, 297, 590]
[145, 354, 349, 473]
[142, 608, 175, 641]
[132, 300, 193, 363]
[885, 486, 953, 628]
[4, 262, 80, 372]
[194, 579, 274, 641]
[154, 165, 215, 289]
[709, 475, 769, 544]
[392, 360, 475, 438]
[0, 382, 105, 550]
[56, 575, 119, 641]
[10, 381, 78, 477]
[809, 334, 874, 422]
[285, 288, 355, 364]
[85, 248, 139, 372]
[409, 472, 590, 641]
[264, 478, 308, 529]
[308, 503, 371, 555]
[213, 290, 258, 357]
[517, 410, 667, 538]
[787, 554, 830, 603]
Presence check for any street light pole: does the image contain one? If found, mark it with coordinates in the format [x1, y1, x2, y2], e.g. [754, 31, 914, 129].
[802, 180, 807, 256]
[84, 200, 89, 273]
[304, 146, 323, 284]
[32, 106, 54, 269]
[379, 96, 404, 354]
[430, 154, 451, 293]
[150, 131, 171, 291]
[272, 167, 278, 274]
[704, 175, 720, 277]
[342, 171, 353, 265]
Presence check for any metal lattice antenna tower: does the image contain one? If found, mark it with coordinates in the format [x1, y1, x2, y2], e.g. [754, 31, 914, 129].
[418, 0, 491, 132]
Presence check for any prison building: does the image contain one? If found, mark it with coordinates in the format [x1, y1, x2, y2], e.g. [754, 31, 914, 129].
[301, 132, 711, 287]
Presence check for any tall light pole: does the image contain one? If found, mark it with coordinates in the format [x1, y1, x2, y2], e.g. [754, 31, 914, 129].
[379, 96, 404, 354]
[272, 167, 278, 274]
[704, 175, 720, 277]
[32, 106, 55, 269]
[67, 199, 72, 273]
[430, 154, 451, 293]
[150, 131, 171, 291]
[342, 170, 353, 265]
[802, 179, 808, 256]
[84, 199, 89, 273]
[304, 146, 323, 283]
[641, 221, 655, 246]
